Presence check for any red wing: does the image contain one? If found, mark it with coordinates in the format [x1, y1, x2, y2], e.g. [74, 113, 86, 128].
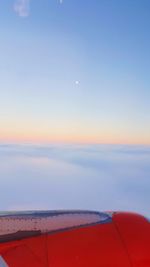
[0, 211, 130, 267]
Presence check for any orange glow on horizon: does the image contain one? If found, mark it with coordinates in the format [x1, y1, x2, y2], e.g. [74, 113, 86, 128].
[0, 132, 150, 146]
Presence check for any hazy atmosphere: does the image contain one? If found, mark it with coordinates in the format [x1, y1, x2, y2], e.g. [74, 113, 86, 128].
[0, 0, 150, 216]
[0, 143, 150, 216]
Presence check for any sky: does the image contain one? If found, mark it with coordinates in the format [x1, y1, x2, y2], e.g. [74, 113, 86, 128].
[0, 0, 150, 144]
[0, 1, 150, 215]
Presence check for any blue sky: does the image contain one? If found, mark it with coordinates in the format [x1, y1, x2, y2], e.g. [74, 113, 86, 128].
[0, 2, 150, 215]
[0, 0, 150, 144]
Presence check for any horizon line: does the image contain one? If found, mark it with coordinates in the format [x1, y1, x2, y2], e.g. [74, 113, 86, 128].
[0, 140, 150, 147]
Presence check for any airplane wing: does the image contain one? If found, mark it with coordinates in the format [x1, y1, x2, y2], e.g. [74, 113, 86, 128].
[0, 210, 149, 266]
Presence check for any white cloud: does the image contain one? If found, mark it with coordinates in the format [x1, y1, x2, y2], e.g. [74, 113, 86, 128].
[0, 144, 150, 216]
[14, 0, 31, 17]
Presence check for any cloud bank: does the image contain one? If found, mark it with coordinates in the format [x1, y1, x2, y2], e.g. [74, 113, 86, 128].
[14, 0, 30, 17]
[0, 144, 150, 216]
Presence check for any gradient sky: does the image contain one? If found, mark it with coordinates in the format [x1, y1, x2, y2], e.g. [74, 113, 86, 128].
[0, 0, 150, 144]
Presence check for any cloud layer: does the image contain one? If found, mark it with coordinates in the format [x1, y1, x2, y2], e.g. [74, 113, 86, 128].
[0, 144, 150, 216]
[14, 0, 30, 17]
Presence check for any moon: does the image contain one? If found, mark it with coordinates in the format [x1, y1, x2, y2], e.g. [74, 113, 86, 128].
[75, 80, 79, 85]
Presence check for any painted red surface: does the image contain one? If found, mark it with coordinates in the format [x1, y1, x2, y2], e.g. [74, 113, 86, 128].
[113, 213, 150, 267]
[0, 212, 150, 267]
